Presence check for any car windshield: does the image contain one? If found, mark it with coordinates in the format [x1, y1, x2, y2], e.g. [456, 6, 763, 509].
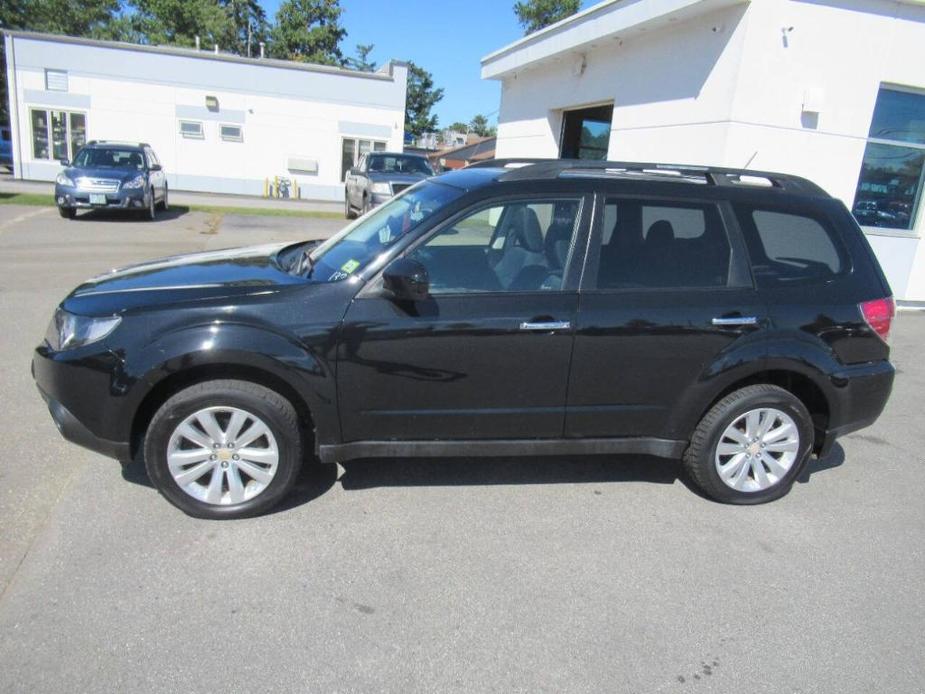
[73, 148, 145, 170]
[306, 181, 462, 282]
[367, 154, 433, 175]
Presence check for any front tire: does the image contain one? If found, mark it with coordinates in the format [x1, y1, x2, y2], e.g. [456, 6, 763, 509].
[682, 384, 814, 504]
[58, 206, 76, 219]
[144, 380, 304, 519]
[344, 194, 356, 219]
[145, 190, 157, 220]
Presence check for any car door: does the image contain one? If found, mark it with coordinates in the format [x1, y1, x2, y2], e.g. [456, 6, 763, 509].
[337, 193, 592, 442]
[145, 147, 164, 199]
[565, 192, 766, 440]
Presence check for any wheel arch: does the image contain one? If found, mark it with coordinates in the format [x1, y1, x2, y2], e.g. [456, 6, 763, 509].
[693, 369, 831, 454]
[130, 362, 316, 461]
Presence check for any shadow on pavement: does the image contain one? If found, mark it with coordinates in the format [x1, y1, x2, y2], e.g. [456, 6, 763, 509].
[119, 443, 846, 512]
[797, 443, 845, 484]
[73, 205, 191, 223]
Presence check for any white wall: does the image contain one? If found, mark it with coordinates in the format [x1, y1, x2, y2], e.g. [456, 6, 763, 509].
[489, 0, 925, 301]
[6, 34, 408, 201]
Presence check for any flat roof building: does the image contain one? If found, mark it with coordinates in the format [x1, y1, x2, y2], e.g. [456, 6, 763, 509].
[482, 0, 925, 304]
[3, 30, 408, 201]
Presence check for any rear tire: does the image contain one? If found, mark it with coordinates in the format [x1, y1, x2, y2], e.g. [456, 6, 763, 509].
[158, 185, 168, 211]
[144, 380, 304, 519]
[682, 384, 814, 504]
[58, 206, 76, 219]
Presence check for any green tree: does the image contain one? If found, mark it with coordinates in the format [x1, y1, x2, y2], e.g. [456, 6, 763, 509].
[404, 61, 444, 138]
[222, 0, 269, 57]
[469, 114, 492, 137]
[129, 0, 236, 49]
[0, 0, 126, 124]
[269, 0, 346, 66]
[514, 0, 580, 35]
[346, 43, 376, 71]
[447, 121, 468, 133]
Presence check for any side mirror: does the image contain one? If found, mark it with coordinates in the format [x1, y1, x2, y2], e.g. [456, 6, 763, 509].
[149, 163, 162, 172]
[383, 257, 429, 301]
[59, 159, 69, 167]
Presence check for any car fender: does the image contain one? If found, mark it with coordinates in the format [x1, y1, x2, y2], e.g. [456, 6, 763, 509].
[114, 320, 339, 446]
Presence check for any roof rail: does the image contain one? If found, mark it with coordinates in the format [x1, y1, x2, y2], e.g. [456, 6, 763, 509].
[468, 158, 828, 196]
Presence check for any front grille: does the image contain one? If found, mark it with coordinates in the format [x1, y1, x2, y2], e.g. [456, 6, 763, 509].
[391, 184, 411, 195]
[75, 177, 121, 193]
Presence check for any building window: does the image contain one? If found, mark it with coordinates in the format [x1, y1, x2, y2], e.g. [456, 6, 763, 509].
[853, 86, 925, 231]
[30, 108, 86, 161]
[341, 138, 387, 180]
[44, 69, 68, 92]
[560, 104, 613, 160]
[220, 124, 243, 142]
[179, 120, 204, 139]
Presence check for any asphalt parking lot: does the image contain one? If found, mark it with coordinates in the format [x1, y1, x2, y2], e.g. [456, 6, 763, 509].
[0, 203, 923, 693]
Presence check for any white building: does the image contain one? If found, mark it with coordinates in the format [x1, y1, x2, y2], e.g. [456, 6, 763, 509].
[3, 30, 408, 201]
[482, 0, 925, 304]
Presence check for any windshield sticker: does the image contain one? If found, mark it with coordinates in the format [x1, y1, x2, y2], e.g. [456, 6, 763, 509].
[340, 259, 361, 274]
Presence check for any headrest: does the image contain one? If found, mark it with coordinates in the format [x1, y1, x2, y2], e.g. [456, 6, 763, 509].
[646, 220, 675, 247]
[512, 207, 544, 252]
[545, 222, 572, 268]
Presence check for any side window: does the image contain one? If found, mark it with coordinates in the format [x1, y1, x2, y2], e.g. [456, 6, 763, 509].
[734, 206, 846, 287]
[408, 199, 582, 293]
[594, 199, 731, 289]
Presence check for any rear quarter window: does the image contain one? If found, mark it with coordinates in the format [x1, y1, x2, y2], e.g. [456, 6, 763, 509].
[734, 205, 849, 287]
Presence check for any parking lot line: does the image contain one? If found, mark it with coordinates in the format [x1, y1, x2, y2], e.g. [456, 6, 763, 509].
[0, 206, 51, 235]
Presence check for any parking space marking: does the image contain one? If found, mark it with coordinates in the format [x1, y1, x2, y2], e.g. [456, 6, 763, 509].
[0, 206, 52, 235]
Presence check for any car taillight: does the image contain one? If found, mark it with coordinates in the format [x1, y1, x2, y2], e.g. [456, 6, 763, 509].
[860, 296, 895, 343]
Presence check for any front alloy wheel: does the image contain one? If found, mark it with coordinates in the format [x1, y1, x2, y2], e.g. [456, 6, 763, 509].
[167, 406, 280, 505]
[144, 380, 303, 518]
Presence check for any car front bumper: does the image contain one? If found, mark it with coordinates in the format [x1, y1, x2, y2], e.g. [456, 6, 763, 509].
[32, 345, 131, 461]
[55, 183, 148, 210]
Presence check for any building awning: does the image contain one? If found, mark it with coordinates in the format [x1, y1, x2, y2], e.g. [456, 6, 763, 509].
[481, 0, 749, 80]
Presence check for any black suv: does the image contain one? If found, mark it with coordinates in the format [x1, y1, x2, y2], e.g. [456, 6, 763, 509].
[33, 159, 895, 518]
[55, 141, 168, 220]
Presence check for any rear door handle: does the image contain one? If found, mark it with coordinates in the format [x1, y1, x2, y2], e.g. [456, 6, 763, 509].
[711, 316, 759, 326]
[520, 320, 571, 331]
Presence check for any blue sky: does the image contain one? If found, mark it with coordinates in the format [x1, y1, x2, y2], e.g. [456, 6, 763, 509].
[260, 0, 591, 128]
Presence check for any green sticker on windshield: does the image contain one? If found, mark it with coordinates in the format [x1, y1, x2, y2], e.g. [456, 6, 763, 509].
[340, 259, 360, 274]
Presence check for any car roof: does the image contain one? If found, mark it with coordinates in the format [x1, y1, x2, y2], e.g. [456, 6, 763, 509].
[461, 159, 830, 198]
[370, 151, 428, 159]
[84, 141, 148, 150]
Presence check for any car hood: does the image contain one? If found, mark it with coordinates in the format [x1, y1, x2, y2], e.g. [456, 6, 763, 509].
[367, 172, 431, 186]
[64, 243, 304, 314]
[63, 166, 143, 183]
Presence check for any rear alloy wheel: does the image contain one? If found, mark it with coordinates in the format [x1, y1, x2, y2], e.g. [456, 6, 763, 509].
[144, 380, 303, 519]
[683, 384, 814, 504]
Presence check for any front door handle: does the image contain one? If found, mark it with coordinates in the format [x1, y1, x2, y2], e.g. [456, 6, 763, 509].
[711, 316, 759, 326]
[520, 320, 571, 331]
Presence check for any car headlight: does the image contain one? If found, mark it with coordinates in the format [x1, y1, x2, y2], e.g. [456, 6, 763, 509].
[123, 174, 146, 189]
[56, 173, 74, 186]
[370, 182, 392, 195]
[44, 308, 121, 351]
